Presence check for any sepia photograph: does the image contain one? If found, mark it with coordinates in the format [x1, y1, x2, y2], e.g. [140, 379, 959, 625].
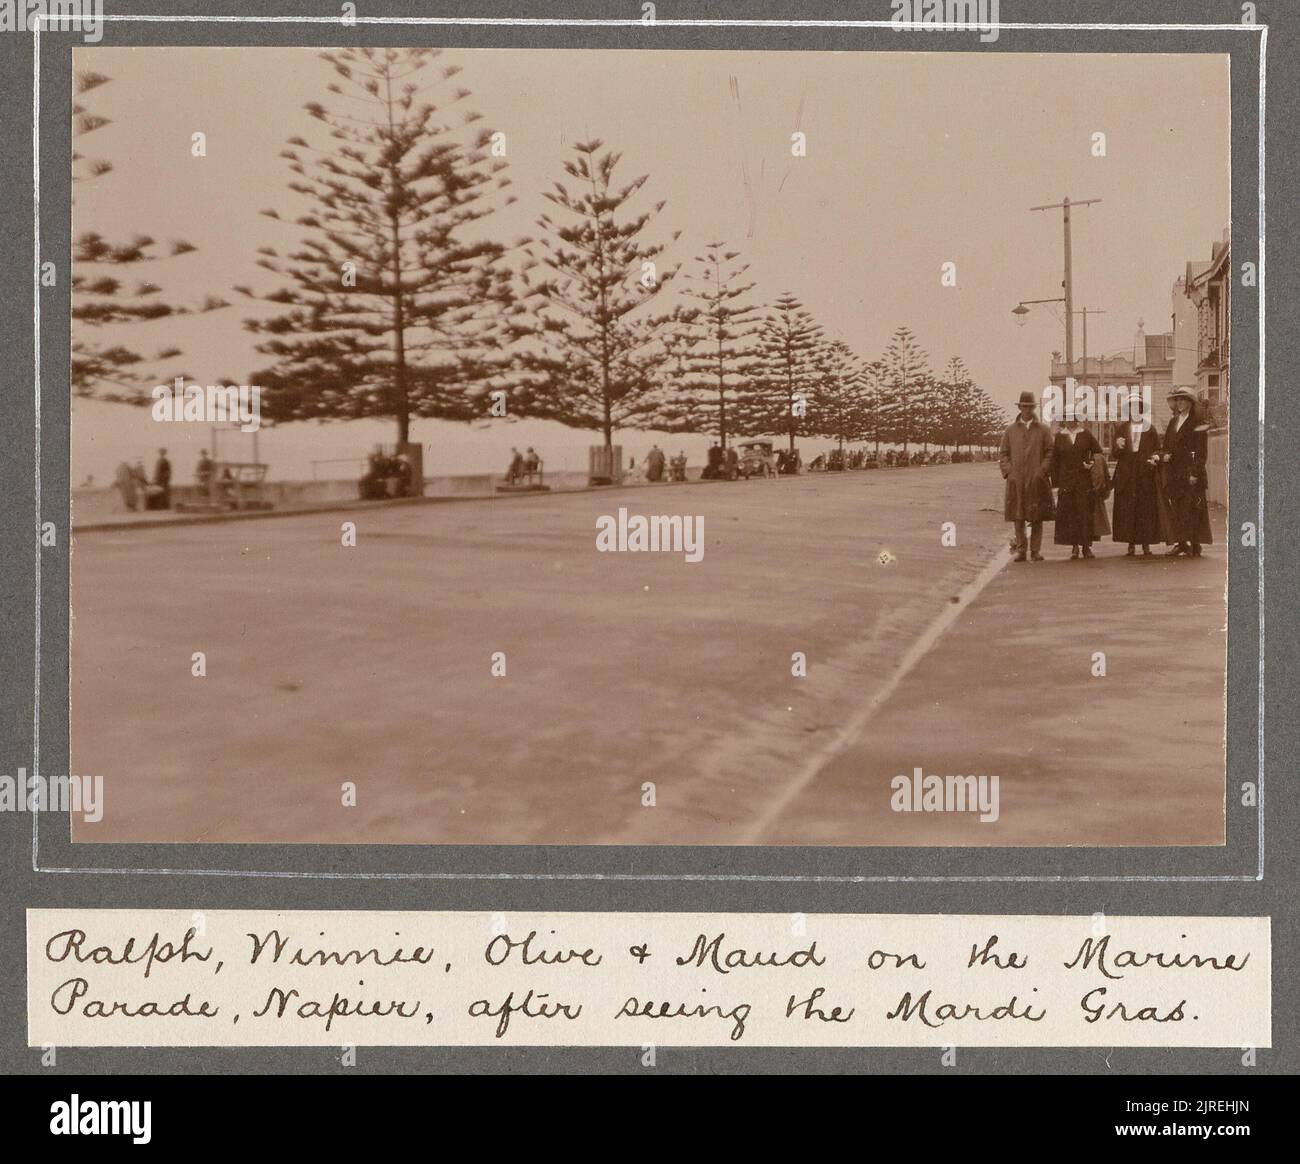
[66, 45, 1231, 847]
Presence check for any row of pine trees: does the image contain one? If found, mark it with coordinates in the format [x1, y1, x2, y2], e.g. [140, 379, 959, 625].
[71, 48, 1009, 457]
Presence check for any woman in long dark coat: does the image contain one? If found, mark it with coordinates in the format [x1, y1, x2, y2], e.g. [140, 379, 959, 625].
[1161, 387, 1213, 556]
[1111, 406, 1165, 556]
[1051, 420, 1104, 558]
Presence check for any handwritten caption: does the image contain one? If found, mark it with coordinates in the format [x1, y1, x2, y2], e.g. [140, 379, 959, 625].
[27, 911, 1269, 1047]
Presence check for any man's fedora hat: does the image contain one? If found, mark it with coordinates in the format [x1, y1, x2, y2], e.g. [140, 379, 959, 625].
[1016, 390, 1038, 407]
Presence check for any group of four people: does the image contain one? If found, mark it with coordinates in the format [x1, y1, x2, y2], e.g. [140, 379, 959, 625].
[1000, 386, 1213, 562]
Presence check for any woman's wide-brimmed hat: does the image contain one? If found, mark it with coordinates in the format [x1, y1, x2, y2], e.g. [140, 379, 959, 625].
[1017, 390, 1038, 407]
[1167, 386, 1196, 403]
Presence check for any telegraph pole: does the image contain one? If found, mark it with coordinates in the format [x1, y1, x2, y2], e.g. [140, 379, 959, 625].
[1030, 197, 1100, 380]
[1074, 306, 1106, 382]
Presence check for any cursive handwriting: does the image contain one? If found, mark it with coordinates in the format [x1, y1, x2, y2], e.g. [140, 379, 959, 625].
[253, 985, 421, 1032]
[44, 928, 212, 980]
[468, 989, 582, 1038]
[675, 933, 825, 974]
[618, 993, 753, 1041]
[50, 977, 219, 1019]
[246, 929, 436, 968]
[885, 989, 1047, 1028]
[1064, 936, 1250, 981]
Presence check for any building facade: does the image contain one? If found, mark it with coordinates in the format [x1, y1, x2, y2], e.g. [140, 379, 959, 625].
[1183, 227, 1231, 427]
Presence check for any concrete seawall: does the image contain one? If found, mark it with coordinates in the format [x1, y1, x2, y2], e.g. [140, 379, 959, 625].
[72, 470, 596, 525]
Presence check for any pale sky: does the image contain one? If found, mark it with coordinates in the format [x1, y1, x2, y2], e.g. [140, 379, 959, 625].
[70, 47, 1229, 483]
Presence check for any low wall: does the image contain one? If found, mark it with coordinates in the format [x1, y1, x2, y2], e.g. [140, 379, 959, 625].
[72, 470, 602, 523]
[73, 479, 357, 524]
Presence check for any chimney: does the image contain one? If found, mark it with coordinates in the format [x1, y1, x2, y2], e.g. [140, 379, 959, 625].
[1133, 318, 1146, 368]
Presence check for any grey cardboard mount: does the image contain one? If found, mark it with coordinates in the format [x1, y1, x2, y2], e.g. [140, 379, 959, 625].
[0, 0, 1294, 1074]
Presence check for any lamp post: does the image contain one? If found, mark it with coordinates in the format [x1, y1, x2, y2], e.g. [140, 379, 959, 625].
[1029, 197, 1100, 380]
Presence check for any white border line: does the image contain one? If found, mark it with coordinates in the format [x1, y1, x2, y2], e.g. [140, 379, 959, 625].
[1256, 25, 1267, 882]
[32, 17, 42, 874]
[35, 16, 1266, 882]
[94, 18, 1259, 29]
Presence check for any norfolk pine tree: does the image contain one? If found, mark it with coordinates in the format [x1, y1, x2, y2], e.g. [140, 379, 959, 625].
[816, 338, 868, 452]
[753, 292, 825, 454]
[242, 48, 518, 445]
[663, 242, 763, 450]
[879, 325, 932, 455]
[71, 71, 225, 402]
[514, 141, 680, 450]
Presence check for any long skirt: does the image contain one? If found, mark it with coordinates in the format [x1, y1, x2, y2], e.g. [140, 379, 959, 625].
[1167, 490, 1214, 546]
[1053, 485, 1095, 546]
[1112, 478, 1164, 545]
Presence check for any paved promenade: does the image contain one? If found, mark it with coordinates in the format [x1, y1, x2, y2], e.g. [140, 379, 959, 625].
[69, 463, 1226, 846]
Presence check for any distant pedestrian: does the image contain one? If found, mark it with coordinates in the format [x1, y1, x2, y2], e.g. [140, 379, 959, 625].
[999, 390, 1054, 562]
[196, 449, 215, 495]
[114, 461, 139, 511]
[646, 444, 666, 482]
[154, 448, 172, 508]
[506, 447, 524, 485]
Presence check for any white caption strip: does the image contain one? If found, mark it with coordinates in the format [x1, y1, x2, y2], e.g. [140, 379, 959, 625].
[28, 911, 1269, 1048]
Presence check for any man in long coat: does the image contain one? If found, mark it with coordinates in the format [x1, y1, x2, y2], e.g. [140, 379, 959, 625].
[1111, 393, 1166, 555]
[1161, 387, 1213, 556]
[999, 390, 1054, 562]
[1052, 417, 1104, 558]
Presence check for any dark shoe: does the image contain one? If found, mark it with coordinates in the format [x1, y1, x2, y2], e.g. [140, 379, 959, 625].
[1070, 547, 1080, 559]
[1191, 544, 1202, 557]
[1142, 545, 1153, 556]
[1030, 552, 1044, 562]
[1125, 545, 1136, 557]
[1013, 551, 1027, 562]
[1082, 547, 1095, 559]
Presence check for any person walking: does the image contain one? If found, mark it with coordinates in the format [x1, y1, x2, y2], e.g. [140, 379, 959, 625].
[506, 447, 524, 485]
[1160, 387, 1213, 556]
[153, 448, 172, 508]
[645, 444, 666, 482]
[114, 461, 139, 512]
[999, 390, 1054, 562]
[196, 449, 215, 487]
[1110, 393, 1165, 556]
[1052, 415, 1103, 559]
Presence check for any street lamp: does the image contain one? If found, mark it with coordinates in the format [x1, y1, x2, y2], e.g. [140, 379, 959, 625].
[1011, 296, 1065, 328]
